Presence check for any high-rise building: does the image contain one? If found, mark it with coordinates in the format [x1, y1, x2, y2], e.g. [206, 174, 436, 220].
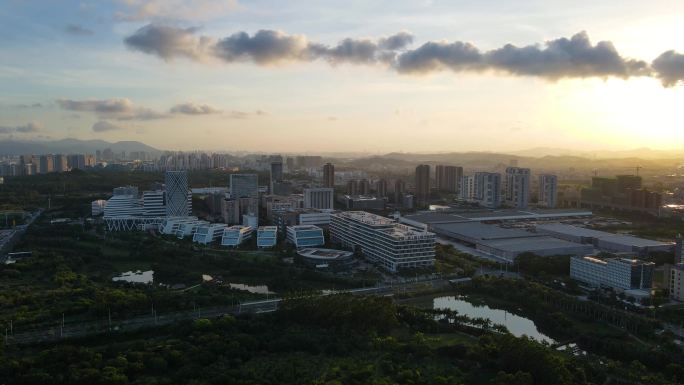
[435, 165, 463, 193]
[359, 179, 371, 195]
[346, 179, 359, 195]
[415, 164, 430, 208]
[504, 167, 531, 209]
[230, 174, 259, 200]
[104, 187, 142, 217]
[165, 170, 191, 217]
[459, 175, 475, 200]
[538, 174, 558, 209]
[67, 154, 86, 170]
[330, 211, 435, 272]
[270, 160, 283, 193]
[474, 172, 501, 208]
[323, 163, 335, 188]
[304, 188, 334, 210]
[53, 155, 68, 172]
[221, 198, 241, 225]
[376, 179, 388, 198]
[39, 154, 53, 174]
[676, 234, 683, 264]
[394, 179, 406, 204]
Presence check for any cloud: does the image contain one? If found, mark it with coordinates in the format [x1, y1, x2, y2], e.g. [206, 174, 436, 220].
[92, 120, 123, 132]
[652, 50, 684, 87]
[56, 98, 167, 120]
[127, 25, 414, 65]
[0, 121, 43, 134]
[126, 27, 684, 86]
[11, 103, 43, 108]
[227, 110, 266, 119]
[124, 24, 213, 60]
[214, 30, 310, 64]
[483, 32, 649, 79]
[170, 102, 221, 115]
[115, 0, 240, 22]
[64, 24, 94, 36]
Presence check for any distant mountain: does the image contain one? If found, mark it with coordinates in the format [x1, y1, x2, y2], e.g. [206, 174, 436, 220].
[0, 138, 160, 155]
[509, 147, 684, 160]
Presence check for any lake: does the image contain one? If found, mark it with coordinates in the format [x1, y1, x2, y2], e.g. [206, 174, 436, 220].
[434, 296, 554, 344]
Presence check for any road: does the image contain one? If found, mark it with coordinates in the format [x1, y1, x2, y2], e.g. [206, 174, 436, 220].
[4, 277, 450, 346]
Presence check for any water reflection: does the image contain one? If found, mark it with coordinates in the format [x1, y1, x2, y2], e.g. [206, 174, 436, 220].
[434, 296, 554, 344]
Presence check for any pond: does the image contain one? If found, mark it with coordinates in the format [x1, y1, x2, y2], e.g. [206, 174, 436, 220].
[112, 270, 154, 284]
[434, 296, 554, 344]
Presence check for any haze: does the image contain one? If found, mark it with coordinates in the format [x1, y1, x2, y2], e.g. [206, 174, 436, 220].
[2, 0, 684, 152]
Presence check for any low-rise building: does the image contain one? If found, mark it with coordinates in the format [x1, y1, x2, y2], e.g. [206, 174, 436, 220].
[257, 226, 278, 248]
[221, 225, 254, 247]
[286, 225, 325, 248]
[193, 223, 228, 245]
[570, 256, 654, 292]
[176, 220, 208, 239]
[330, 211, 435, 272]
[91, 200, 107, 216]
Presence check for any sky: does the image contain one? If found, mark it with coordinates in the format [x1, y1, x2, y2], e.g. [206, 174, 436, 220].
[1, 0, 684, 153]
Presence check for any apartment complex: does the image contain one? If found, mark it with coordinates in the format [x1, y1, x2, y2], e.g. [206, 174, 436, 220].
[304, 188, 334, 210]
[414, 164, 430, 208]
[330, 211, 435, 272]
[435, 165, 463, 193]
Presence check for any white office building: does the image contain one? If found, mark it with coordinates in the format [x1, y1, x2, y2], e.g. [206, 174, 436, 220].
[193, 224, 228, 245]
[159, 217, 199, 235]
[176, 220, 208, 239]
[538, 174, 558, 209]
[257, 226, 278, 248]
[504, 167, 530, 209]
[143, 190, 166, 217]
[330, 211, 436, 272]
[570, 256, 654, 291]
[104, 194, 143, 217]
[221, 225, 254, 247]
[286, 225, 325, 248]
[473, 172, 501, 208]
[304, 188, 334, 210]
[165, 171, 191, 217]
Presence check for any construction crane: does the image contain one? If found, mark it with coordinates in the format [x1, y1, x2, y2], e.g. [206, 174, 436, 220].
[621, 166, 643, 176]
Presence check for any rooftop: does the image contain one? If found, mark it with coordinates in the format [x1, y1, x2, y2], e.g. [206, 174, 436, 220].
[479, 236, 588, 252]
[538, 223, 672, 247]
[403, 208, 593, 225]
[334, 211, 396, 226]
[432, 222, 541, 241]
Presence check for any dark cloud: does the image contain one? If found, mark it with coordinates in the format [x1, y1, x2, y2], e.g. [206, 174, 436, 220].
[652, 50, 684, 87]
[124, 24, 212, 60]
[378, 32, 414, 51]
[214, 30, 309, 64]
[170, 102, 221, 115]
[395, 41, 482, 73]
[92, 120, 123, 132]
[125, 27, 679, 86]
[483, 32, 649, 79]
[64, 24, 94, 36]
[56, 98, 167, 120]
[0, 121, 43, 134]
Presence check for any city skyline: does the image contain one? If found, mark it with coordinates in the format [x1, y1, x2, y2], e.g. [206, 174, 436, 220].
[2, 1, 684, 152]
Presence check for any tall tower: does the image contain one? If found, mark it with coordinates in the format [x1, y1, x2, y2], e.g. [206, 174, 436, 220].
[165, 170, 191, 217]
[504, 167, 531, 209]
[676, 234, 683, 264]
[270, 161, 283, 193]
[394, 179, 406, 204]
[415, 164, 430, 208]
[323, 163, 335, 188]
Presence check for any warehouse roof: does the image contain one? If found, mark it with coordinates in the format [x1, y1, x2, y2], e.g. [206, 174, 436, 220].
[479, 236, 590, 252]
[432, 222, 541, 241]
